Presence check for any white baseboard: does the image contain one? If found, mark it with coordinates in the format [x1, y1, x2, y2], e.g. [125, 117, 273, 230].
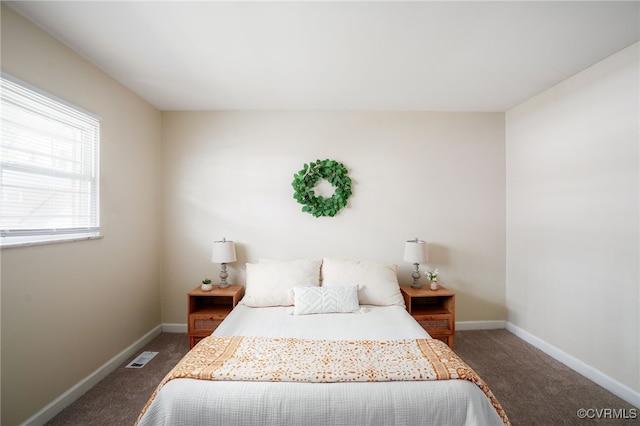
[21, 325, 163, 426]
[162, 323, 187, 333]
[505, 322, 640, 409]
[456, 320, 506, 330]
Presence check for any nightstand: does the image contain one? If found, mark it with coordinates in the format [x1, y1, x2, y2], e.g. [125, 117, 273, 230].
[187, 285, 244, 348]
[401, 286, 456, 348]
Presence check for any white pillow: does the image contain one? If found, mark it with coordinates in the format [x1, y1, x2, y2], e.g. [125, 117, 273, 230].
[242, 258, 322, 307]
[321, 258, 405, 307]
[292, 286, 360, 315]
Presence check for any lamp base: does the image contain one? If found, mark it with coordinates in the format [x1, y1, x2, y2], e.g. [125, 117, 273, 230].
[219, 263, 230, 288]
[410, 263, 422, 288]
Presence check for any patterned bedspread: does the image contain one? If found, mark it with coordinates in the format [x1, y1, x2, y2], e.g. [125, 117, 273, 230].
[137, 336, 510, 425]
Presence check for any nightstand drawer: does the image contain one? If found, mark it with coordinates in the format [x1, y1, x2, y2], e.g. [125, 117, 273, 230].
[194, 317, 222, 330]
[415, 314, 453, 333]
[189, 313, 224, 334]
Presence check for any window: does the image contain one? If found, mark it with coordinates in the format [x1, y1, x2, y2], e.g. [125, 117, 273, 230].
[1, 73, 101, 247]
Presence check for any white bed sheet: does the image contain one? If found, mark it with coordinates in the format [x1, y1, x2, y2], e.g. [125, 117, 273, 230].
[138, 305, 504, 426]
[215, 304, 431, 340]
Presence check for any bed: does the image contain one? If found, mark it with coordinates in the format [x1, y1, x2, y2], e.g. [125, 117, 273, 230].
[137, 258, 510, 426]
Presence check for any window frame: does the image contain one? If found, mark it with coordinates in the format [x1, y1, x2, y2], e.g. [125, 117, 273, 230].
[0, 73, 102, 248]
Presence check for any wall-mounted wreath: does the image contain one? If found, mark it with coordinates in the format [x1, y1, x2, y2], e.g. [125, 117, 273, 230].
[292, 159, 352, 217]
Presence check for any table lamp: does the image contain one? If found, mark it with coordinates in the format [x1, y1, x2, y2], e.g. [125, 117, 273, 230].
[404, 237, 428, 289]
[211, 238, 237, 288]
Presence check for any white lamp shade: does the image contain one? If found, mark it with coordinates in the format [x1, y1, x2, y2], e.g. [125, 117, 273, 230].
[212, 239, 237, 263]
[404, 239, 428, 263]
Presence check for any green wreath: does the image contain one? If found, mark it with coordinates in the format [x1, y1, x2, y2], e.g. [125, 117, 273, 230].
[292, 159, 352, 217]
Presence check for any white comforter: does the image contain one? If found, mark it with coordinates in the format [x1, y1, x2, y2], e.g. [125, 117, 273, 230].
[137, 305, 505, 426]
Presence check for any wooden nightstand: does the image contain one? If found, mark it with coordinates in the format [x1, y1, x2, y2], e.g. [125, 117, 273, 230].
[188, 285, 244, 348]
[401, 286, 456, 348]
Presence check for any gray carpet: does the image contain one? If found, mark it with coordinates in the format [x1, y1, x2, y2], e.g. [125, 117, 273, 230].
[453, 330, 637, 425]
[45, 333, 190, 426]
[45, 330, 637, 425]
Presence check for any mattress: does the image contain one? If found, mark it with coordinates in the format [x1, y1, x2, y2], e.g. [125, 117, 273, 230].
[137, 305, 507, 426]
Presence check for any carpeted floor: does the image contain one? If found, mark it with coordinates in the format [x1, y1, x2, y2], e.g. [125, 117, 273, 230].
[453, 330, 637, 425]
[45, 333, 190, 426]
[45, 330, 637, 425]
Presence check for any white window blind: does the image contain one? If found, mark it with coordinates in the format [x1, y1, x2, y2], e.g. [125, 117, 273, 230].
[1, 73, 100, 246]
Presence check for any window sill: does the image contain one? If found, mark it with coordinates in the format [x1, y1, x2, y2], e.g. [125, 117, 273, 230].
[1, 234, 103, 249]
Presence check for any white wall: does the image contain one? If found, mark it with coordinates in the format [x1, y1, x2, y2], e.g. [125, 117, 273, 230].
[161, 111, 506, 325]
[506, 43, 639, 398]
[1, 6, 162, 425]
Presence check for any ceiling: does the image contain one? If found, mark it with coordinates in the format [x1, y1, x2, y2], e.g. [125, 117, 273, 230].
[6, 1, 640, 112]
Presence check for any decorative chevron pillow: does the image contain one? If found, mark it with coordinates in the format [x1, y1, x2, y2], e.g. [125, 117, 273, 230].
[292, 286, 360, 315]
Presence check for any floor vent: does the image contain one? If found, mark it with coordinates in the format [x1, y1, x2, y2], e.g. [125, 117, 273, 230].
[126, 351, 159, 369]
